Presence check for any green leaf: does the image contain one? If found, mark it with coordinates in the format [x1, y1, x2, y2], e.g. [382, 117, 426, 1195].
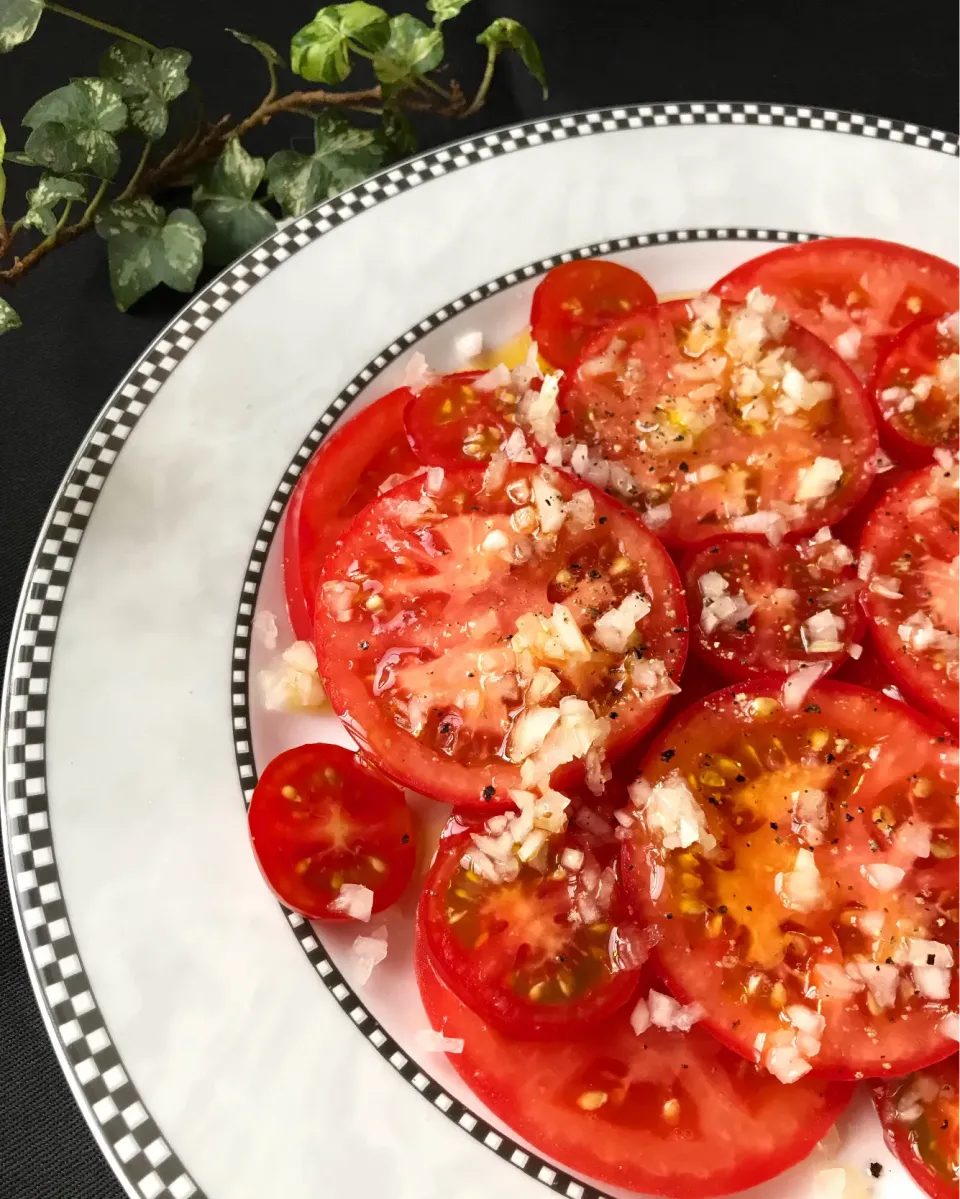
[372, 14, 443, 84]
[96, 197, 205, 310]
[192, 137, 275, 265]
[381, 106, 417, 157]
[0, 0, 42, 52]
[477, 18, 547, 97]
[425, 0, 471, 27]
[22, 78, 127, 177]
[21, 172, 85, 234]
[291, 3, 389, 84]
[0, 294, 20, 333]
[100, 43, 191, 141]
[0, 119, 6, 218]
[266, 111, 385, 217]
[227, 27, 286, 69]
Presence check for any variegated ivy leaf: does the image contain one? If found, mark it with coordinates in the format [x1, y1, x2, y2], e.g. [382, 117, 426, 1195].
[266, 111, 385, 217]
[22, 77, 127, 178]
[21, 173, 85, 235]
[96, 198, 205, 311]
[0, 119, 6, 217]
[0, 0, 43, 52]
[291, 3, 389, 84]
[192, 137, 276, 265]
[372, 14, 443, 85]
[477, 18, 547, 96]
[100, 42, 191, 141]
[425, 0, 471, 26]
[0, 295, 20, 334]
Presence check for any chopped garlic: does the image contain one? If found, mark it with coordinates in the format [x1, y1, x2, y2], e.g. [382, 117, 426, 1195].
[253, 609, 279, 650]
[648, 989, 704, 1032]
[330, 883, 373, 921]
[593, 591, 651, 652]
[352, 927, 387, 985]
[941, 1012, 959, 1041]
[631, 771, 717, 852]
[730, 509, 787, 545]
[415, 1029, 464, 1054]
[402, 352, 436, 393]
[642, 502, 672, 532]
[802, 609, 845, 654]
[698, 572, 755, 635]
[765, 1044, 812, 1084]
[832, 327, 862, 362]
[475, 362, 511, 392]
[454, 330, 483, 362]
[845, 959, 898, 1009]
[629, 996, 651, 1035]
[781, 661, 831, 710]
[507, 705, 561, 763]
[531, 470, 566, 534]
[628, 656, 681, 703]
[775, 848, 823, 912]
[796, 457, 843, 503]
[860, 863, 905, 892]
[260, 640, 326, 711]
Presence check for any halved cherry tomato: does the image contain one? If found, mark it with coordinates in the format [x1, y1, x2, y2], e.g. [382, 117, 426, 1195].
[714, 237, 959, 379]
[415, 938, 853, 1198]
[530, 259, 657, 370]
[872, 312, 960, 465]
[682, 530, 865, 680]
[248, 743, 415, 920]
[283, 388, 421, 640]
[562, 295, 878, 546]
[860, 459, 959, 727]
[620, 679, 959, 1080]
[403, 370, 536, 466]
[419, 819, 645, 1039]
[314, 463, 687, 808]
[874, 1055, 959, 1199]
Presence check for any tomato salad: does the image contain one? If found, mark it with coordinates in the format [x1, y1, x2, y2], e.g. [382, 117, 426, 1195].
[251, 238, 959, 1199]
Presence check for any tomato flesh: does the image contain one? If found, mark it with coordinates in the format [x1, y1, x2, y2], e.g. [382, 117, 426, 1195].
[531, 259, 657, 370]
[315, 463, 687, 808]
[563, 295, 878, 546]
[283, 388, 421, 641]
[416, 939, 852, 1198]
[247, 743, 416, 919]
[873, 313, 960, 465]
[860, 460, 959, 727]
[683, 531, 865, 680]
[714, 237, 960, 379]
[419, 821, 644, 1039]
[874, 1055, 959, 1199]
[620, 680, 959, 1079]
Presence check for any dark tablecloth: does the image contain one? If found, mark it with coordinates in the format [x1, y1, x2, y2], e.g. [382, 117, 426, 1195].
[0, 2, 956, 1195]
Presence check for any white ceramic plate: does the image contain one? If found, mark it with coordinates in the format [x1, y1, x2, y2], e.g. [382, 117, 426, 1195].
[4, 102, 958, 1199]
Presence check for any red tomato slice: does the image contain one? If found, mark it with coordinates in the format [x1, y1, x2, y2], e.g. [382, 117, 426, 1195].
[563, 295, 878, 546]
[415, 938, 853, 1198]
[530, 259, 657, 370]
[683, 530, 865, 680]
[860, 460, 959, 727]
[713, 237, 960, 379]
[283, 388, 422, 641]
[619, 679, 959, 1080]
[873, 312, 960, 465]
[315, 463, 687, 808]
[419, 820, 646, 1039]
[403, 370, 536, 467]
[874, 1055, 959, 1199]
[248, 743, 415, 920]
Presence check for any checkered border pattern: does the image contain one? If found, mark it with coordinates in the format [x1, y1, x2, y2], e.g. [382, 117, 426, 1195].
[3, 99, 956, 1199]
[230, 225, 827, 1199]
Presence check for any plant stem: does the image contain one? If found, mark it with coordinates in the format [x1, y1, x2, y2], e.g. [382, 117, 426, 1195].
[416, 74, 453, 102]
[462, 47, 497, 117]
[0, 178, 107, 282]
[117, 144, 151, 202]
[45, 2, 159, 50]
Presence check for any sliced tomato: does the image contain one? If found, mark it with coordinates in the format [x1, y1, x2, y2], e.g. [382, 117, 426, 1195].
[415, 939, 852, 1198]
[419, 820, 645, 1039]
[403, 370, 535, 466]
[314, 463, 687, 808]
[530, 259, 657, 370]
[562, 295, 878, 546]
[874, 1055, 959, 1199]
[620, 680, 959, 1080]
[714, 238, 959, 379]
[872, 312, 960, 466]
[683, 530, 865, 680]
[860, 460, 959, 726]
[247, 743, 415, 920]
[283, 388, 422, 640]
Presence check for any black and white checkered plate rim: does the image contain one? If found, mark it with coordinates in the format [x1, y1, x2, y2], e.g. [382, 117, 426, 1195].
[3, 102, 957, 1199]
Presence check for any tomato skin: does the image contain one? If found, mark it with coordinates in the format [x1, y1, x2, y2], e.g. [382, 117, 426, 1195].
[620, 679, 959, 1080]
[282, 388, 422, 641]
[531, 259, 657, 370]
[873, 1056, 959, 1199]
[871, 314, 960, 466]
[419, 824, 642, 1039]
[860, 462, 959, 728]
[315, 463, 687, 809]
[714, 237, 960, 379]
[564, 297, 879, 546]
[247, 743, 416, 920]
[682, 534, 866, 680]
[415, 936, 853, 1198]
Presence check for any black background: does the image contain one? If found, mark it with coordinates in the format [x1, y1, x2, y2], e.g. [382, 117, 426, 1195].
[0, 2, 957, 1196]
